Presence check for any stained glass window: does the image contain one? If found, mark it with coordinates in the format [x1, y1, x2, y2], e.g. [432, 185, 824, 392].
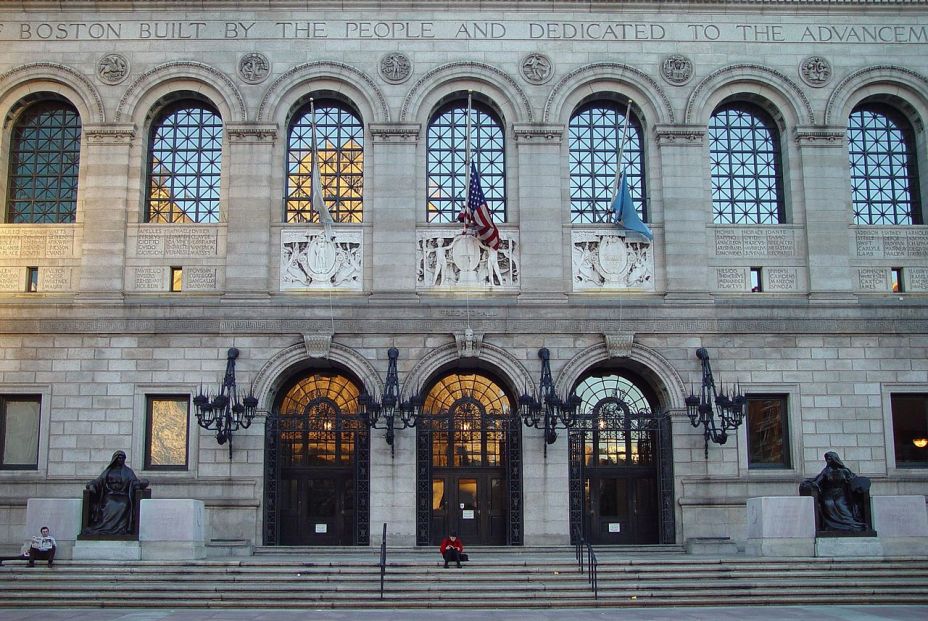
[146, 102, 223, 223]
[5, 100, 81, 223]
[709, 104, 784, 224]
[426, 101, 506, 222]
[568, 102, 646, 224]
[848, 105, 922, 225]
[286, 101, 364, 223]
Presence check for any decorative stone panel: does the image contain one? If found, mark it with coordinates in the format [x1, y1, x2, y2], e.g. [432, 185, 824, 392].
[852, 227, 928, 259]
[416, 228, 519, 291]
[280, 229, 362, 291]
[571, 230, 654, 291]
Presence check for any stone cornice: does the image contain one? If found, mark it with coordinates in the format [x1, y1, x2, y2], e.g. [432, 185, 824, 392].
[226, 123, 279, 143]
[82, 124, 136, 145]
[512, 123, 564, 144]
[654, 125, 706, 148]
[369, 123, 421, 143]
[22, 1, 927, 7]
[793, 126, 847, 147]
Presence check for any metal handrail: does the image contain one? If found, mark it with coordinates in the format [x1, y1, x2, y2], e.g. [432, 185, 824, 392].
[573, 526, 598, 599]
[379, 523, 387, 600]
[585, 540, 598, 599]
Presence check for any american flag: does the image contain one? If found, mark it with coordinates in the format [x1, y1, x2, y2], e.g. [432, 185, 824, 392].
[458, 162, 500, 250]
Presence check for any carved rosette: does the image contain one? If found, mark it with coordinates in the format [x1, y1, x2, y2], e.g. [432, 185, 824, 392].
[416, 228, 519, 291]
[379, 52, 413, 84]
[571, 229, 654, 292]
[520, 53, 554, 84]
[799, 56, 832, 88]
[97, 54, 130, 85]
[280, 229, 363, 291]
[239, 53, 271, 84]
[660, 54, 693, 86]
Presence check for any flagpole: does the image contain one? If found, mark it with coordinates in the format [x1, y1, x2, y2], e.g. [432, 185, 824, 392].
[310, 97, 335, 240]
[464, 90, 473, 204]
[609, 98, 633, 222]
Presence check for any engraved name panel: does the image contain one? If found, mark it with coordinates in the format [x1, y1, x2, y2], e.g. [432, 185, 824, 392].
[713, 228, 797, 258]
[907, 267, 928, 292]
[184, 267, 217, 290]
[0, 267, 21, 291]
[41, 267, 71, 291]
[133, 267, 163, 290]
[854, 228, 928, 258]
[857, 268, 886, 291]
[765, 267, 798, 292]
[716, 267, 746, 290]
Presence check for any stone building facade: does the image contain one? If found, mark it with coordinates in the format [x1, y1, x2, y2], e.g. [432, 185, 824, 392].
[0, 0, 926, 552]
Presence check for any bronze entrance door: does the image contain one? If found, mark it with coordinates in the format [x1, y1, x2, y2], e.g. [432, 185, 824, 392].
[264, 372, 370, 546]
[568, 372, 673, 545]
[584, 470, 659, 544]
[279, 470, 355, 545]
[416, 372, 522, 547]
[431, 471, 506, 545]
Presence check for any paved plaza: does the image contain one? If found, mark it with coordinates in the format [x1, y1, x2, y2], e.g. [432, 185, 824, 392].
[0, 607, 926, 621]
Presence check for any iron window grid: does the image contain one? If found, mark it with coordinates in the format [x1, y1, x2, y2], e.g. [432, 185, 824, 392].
[286, 101, 364, 224]
[146, 102, 223, 224]
[5, 101, 81, 224]
[426, 102, 506, 223]
[709, 104, 785, 225]
[848, 104, 922, 225]
[568, 103, 647, 224]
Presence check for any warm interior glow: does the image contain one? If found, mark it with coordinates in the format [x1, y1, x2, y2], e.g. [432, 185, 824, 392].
[913, 437, 928, 449]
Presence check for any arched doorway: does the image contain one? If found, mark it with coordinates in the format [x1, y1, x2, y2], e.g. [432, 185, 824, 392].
[263, 372, 369, 546]
[568, 371, 673, 545]
[416, 371, 522, 546]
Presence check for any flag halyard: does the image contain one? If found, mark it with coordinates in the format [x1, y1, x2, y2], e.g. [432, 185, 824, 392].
[458, 162, 501, 250]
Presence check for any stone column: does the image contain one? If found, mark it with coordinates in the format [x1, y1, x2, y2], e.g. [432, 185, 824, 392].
[512, 124, 566, 301]
[368, 124, 420, 297]
[223, 123, 278, 295]
[76, 124, 135, 298]
[794, 127, 855, 299]
[655, 126, 711, 299]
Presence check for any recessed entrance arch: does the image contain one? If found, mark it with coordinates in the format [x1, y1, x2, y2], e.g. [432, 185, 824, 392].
[416, 371, 522, 546]
[568, 371, 674, 545]
[263, 371, 369, 546]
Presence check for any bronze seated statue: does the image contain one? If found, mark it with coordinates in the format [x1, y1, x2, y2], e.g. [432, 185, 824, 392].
[799, 451, 875, 536]
[80, 450, 150, 540]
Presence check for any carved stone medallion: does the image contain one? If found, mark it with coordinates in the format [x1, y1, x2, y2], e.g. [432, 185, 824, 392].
[97, 54, 130, 85]
[799, 56, 832, 87]
[660, 55, 693, 86]
[379, 52, 413, 84]
[598, 237, 630, 281]
[238, 53, 270, 84]
[520, 53, 553, 85]
[304, 237, 338, 282]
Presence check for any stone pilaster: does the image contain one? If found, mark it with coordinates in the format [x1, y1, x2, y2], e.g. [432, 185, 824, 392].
[224, 123, 278, 295]
[513, 123, 566, 301]
[369, 123, 420, 296]
[794, 126, 855, 299]
[76, 124, 136, 298]
[655, 125, 711, 299]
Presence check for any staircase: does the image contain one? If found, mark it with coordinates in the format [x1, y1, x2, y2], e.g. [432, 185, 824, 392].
[2, 547, 927, 608]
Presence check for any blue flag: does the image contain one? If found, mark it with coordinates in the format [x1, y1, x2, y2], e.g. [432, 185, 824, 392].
[610, 173, 653, 241]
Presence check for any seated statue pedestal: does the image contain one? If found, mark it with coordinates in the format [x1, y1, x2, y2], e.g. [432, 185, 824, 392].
[745, 496, 816, 557]
[72, 539, 141, 560]
[871, 495, 928, 556]
[139, 499, 206, 560]
[815, 536, 883, 557]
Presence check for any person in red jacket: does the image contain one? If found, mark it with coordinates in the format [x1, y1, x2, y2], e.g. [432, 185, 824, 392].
[439, 532, 464, 568]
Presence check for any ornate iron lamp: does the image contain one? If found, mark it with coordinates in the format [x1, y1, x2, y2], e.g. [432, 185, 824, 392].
[193, 347, 259, 459]
[358, 347, 422, 457]
[684, 347, 746, 458]
[519, 348, 582, 455]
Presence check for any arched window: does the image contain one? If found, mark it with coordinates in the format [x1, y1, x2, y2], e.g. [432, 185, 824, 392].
[277, 372, 363, 466]
[568, 101, 646, 224]
[286, 101, 364, 224]
[423, 372, 511, 468]
[146, 101, 222, 223]
[426, 100, 506, 223]
[5, 99, 81, 223]
[709, 103, 785, 224]
[848, 104, 922, 225]
[573, 373, 655, 466]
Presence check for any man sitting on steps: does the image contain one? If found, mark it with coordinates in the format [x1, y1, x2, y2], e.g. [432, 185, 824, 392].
[27, 526, 56, 567]
[439, 532, 464, 569]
